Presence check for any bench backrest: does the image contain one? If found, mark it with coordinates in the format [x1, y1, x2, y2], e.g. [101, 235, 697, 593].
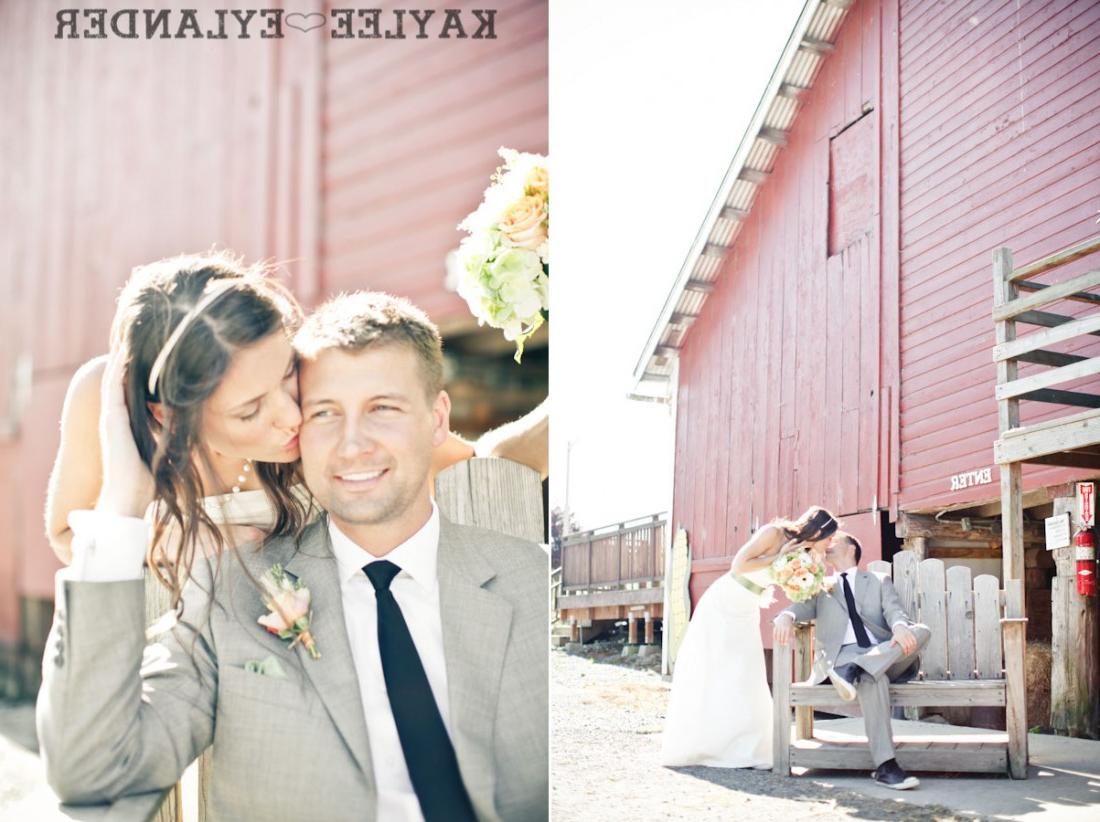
[868, 553, 1023, 681]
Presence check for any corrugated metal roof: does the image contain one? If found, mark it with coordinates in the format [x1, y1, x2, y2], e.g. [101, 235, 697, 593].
[632, 0, 853, 393]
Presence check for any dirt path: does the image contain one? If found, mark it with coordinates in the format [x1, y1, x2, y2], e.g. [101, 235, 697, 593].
[551, 650, 984, 821]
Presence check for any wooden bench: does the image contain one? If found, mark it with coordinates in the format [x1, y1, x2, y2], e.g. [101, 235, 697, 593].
[772, 552, 1028, 778]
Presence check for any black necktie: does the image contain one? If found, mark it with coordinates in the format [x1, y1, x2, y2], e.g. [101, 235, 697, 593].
[364, 561, 476, 822]
[841, 571, 873, 648]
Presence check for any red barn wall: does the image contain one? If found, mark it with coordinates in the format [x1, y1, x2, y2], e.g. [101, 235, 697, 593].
[320, 0, 548, 322]
[0, 0, 546, 646]
[897, 0, 1100, 510]
[674, 0, 1100, 628]
[674, 0, 888, 639]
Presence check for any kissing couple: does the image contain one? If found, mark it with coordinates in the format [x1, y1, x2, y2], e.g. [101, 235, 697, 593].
[37, 252, 548, 821]
[661, 507, 929, 791]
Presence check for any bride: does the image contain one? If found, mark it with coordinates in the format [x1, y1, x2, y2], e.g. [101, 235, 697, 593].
[44, 250, 544, 606]
[660, 506, 838, 768]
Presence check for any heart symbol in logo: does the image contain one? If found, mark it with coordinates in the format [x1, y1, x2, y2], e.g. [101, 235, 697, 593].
[286, 12, 326, 33]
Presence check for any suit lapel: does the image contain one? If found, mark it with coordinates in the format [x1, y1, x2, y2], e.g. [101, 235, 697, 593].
[283, 520, 375, 782]
[814, 583, 848, 663]
[855, 570, 890, 638]
[437, 517, 512, 818]
[826, 575, 849, 615]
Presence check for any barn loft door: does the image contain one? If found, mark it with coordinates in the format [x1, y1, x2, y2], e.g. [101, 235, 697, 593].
[822, 109, 883, 517]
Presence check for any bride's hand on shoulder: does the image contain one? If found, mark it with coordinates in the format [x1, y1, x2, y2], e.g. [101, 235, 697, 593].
[97, 351, 155, 518]
[776, 539, 802, 557]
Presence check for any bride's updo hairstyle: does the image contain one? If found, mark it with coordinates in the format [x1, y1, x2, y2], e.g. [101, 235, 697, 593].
[774, 506, 838, 544]
[109, 250, 308, 604]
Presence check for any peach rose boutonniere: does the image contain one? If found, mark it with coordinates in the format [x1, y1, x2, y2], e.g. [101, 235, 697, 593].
[453, 147, 549, 363]
[257, 564, 320, 660]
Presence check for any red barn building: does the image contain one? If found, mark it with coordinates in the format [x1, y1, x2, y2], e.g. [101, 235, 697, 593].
[635, 0, 1100, 735]
[0, 0, 547, 696]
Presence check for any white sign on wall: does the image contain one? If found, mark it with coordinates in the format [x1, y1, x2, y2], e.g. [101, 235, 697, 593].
[1045, 513, 1071, 551]
[1076, 482, 1095, 527]
[950, 467, 993, 492]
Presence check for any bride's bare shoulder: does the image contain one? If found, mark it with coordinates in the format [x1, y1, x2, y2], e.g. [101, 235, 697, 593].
[66, 354, 109, 409]
[748, 522, 785, 548]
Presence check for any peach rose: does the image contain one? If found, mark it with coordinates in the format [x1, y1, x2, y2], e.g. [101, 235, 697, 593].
[499, 195, 548, 251]
[525, 166, 548, 198]
[258, 588, 311, 634]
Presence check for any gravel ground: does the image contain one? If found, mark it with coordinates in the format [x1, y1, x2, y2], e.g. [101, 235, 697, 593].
[0, 702, 45, 814]
[551, 649, 988, 822]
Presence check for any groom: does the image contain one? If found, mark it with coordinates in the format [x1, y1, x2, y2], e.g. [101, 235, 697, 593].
[37, 292, 548, 821]
[773, 532, 930, 790]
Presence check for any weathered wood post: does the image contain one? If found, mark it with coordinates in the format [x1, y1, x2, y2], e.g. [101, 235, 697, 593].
[1050, 493, 1100, 737]
[771, 629, 792, 774]
[993, 245, 1028, 774]
[793, 625, 813, 741]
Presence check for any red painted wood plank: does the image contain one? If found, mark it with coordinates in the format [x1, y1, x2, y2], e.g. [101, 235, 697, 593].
[325, 62, 547, 181]
[859, 229, 880, 508]
[902, 198, 1100, 311]
[904, 126, 1100, 251]
[901, 55, 1100, 205]
[899, 0, 1000, 65]
[901, 0, 1069, 118]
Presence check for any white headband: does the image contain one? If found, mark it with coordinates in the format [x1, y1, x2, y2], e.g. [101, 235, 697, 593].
[146, 279, 239, 396]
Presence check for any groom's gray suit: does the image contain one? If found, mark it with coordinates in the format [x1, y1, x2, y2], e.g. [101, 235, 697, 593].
[37, 515, 548, 821]
[780, 568, 930, 766]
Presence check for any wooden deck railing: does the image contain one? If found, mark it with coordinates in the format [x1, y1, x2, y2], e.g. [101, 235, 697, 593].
[560, 514, 666, 591]
[992, 234, 1100, 580]
[991, 235, 1100, 764]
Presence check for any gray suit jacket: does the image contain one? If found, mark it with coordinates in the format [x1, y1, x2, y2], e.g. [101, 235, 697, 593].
[37, 516, 548, 821]
[781, 568, 913, 684]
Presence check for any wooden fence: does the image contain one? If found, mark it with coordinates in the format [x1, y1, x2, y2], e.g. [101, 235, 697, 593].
[560, 514, 666, 591]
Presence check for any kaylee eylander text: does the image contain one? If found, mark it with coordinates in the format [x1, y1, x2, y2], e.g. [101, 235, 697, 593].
[55, 8, 497, 40]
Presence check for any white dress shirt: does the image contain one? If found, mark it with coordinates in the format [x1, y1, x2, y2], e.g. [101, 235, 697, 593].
[66, 505, 450, 822]
[327, 505, 450, 822]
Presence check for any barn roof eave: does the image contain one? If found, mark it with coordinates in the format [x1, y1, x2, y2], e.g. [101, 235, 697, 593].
[631, 0, 855, 391]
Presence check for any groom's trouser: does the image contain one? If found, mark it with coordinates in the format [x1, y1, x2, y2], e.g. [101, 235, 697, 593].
[833, 624, 931, 767]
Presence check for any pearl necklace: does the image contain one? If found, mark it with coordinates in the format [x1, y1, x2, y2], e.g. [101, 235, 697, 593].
[231, 459, 252, 494]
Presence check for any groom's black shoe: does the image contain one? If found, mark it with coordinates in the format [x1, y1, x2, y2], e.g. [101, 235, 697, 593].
[825, 664, 858, 702]
[871, 758, 919, 790]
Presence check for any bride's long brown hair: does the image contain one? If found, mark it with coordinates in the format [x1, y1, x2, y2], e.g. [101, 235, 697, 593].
[109, 251, 309, 609]
[773, 506, 838, 544]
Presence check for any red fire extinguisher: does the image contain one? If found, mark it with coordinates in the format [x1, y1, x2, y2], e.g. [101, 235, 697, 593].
[1075, 527, 1096, 597]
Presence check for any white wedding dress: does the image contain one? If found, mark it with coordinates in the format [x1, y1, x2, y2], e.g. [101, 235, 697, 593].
[660, 567, 774, 768]
[198, 484, 314, 529]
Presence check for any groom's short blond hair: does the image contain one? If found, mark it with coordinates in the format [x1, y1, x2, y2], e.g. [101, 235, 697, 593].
[293, 291, 443, 398]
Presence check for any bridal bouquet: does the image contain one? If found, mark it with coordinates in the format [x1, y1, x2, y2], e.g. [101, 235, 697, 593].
[770, 549, 826, 603]
[454, 147, 549, 362]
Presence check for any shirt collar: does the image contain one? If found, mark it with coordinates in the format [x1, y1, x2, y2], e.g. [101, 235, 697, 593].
[836, 563, 859, 578]
[327, 503, 440, 592]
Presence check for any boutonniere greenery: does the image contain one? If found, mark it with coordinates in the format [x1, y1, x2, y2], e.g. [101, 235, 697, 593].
[257, 564, 320, 660]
